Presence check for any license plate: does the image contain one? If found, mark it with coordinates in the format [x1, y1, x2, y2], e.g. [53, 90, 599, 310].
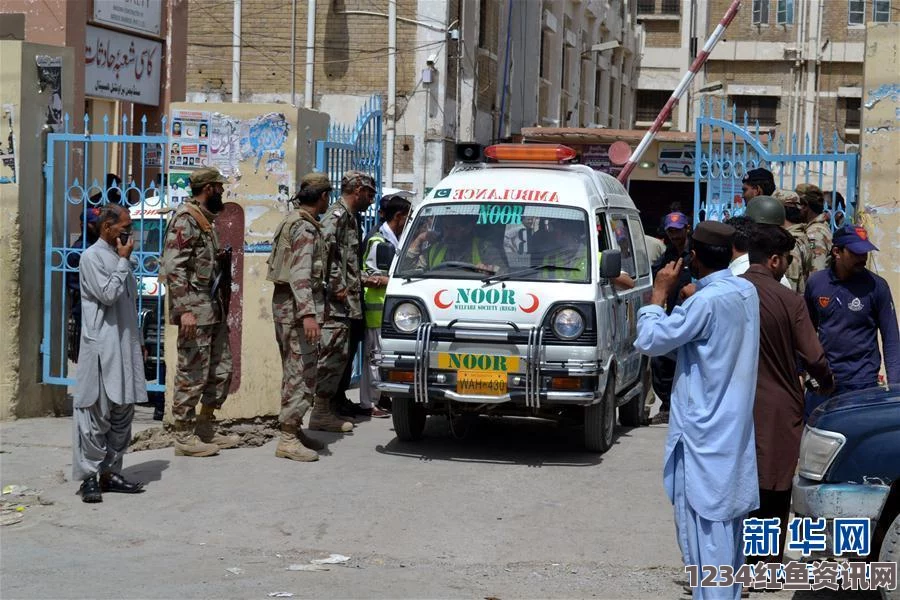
[437, 353, 520, 372]
[456, 370, 507, 396]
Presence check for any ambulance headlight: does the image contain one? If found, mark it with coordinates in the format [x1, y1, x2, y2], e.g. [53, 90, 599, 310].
[393, 302, 422, 333]
[552, 308, 584, 340]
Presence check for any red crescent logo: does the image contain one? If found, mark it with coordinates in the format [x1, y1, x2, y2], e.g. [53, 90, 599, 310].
[434, 289, 453, 309]
[519, 293, 539, 313]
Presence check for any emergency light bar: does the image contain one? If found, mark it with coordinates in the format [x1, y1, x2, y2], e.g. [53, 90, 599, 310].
[484, 144, 577, 163]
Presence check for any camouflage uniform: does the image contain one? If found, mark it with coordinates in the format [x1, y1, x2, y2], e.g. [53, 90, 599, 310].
[796, 184, 832, 274]
[160, 198, 233, 422]
[785, 223, 811, 294]
[318, 195, 364, 409]
[268, 209, 327, 427]
[805, 213, 832, 274]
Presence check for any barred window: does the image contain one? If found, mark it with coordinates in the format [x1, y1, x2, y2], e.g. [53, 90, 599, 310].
[637, 0, 656, 14]
[752, 0, 769, 24]
[661, 0, 680, 15]
[844, 98, 861, 130]
[636, 90, 671, 122]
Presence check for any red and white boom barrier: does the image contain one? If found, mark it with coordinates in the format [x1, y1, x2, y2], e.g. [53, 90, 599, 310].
[617, 0, 743, 183]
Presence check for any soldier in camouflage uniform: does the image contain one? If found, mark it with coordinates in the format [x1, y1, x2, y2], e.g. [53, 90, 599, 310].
[311, 170, 376, 432]
[796, 183, 832, 275]
[159, 167, 239, 457]
[774, 189, 811, 294]
[266, 173, 333, 461]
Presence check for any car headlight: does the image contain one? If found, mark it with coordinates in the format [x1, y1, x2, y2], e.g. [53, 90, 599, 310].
[393, 302, 422, 333]
[798, 425, 846, 481]
[552, 308, 585, 340]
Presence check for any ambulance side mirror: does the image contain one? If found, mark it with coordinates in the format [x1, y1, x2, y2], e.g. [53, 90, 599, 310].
[375, 244, 396, 271]
[599, 249, 622, 280]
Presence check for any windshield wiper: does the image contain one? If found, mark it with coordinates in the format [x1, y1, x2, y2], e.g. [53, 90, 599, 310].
[402, 261, 496, 281]
[482, 263, 579, 285]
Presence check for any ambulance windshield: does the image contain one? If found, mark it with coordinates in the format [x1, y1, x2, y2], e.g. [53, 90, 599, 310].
[396, 203, 591, 282]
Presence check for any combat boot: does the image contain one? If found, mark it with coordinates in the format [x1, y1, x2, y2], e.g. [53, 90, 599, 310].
[308, 401, 353, 433]
[274, 424, 319, 462]
[196, 406, 241, 449]
[173, 421, 220, 457]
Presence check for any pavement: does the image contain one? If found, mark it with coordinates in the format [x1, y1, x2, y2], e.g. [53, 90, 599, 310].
[0, 394, 881, 599]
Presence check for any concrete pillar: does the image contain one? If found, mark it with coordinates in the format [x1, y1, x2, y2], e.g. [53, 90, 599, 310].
[858, 23, 900, 297]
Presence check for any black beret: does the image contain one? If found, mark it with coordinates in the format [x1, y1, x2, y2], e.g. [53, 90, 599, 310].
[692, 221, 735, 246]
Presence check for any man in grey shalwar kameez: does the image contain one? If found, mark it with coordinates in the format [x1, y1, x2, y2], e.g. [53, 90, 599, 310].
[73, 204, 147, 502]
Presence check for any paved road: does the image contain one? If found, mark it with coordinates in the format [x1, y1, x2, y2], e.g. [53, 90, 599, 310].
[0, 399, 880, 599]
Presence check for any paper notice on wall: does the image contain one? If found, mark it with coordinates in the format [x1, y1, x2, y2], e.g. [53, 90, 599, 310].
[209, 113, 242, 178]
[170, 110, 210, 170]
[0, 104, 16, 184]
[36, 56, 63, 132]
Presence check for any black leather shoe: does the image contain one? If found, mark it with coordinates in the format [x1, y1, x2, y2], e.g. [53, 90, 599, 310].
[80, 476, 102, 503]
[99, 472, 145, 494]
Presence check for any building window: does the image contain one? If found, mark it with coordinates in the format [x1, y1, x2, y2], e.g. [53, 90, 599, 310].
[777, 0, 794, 24]
[731, 96, 778, 126]
[636, 89, 671, 122]
[844, 98, 861, 130]
[874, 0, 891, 21]
[661, 0, 681, 14]
[637, 0, 656, 14]
[752, 0, 769, 24]
[848, 0, 865, 24]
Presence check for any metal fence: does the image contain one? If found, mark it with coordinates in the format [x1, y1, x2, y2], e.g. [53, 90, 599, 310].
[43, 113, 169, 394]
[694, 98, 859, 227]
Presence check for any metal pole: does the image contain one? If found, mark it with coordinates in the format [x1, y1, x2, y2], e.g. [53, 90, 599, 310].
[618, 0, 742, 183]
[385, 0, 397, 186]
[232, 0, 241, 103]
[291, 0, 297, 106]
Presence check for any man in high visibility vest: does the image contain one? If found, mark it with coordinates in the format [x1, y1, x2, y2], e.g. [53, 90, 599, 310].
[540, 219, 635, 289]
[360, 194, 412, 417]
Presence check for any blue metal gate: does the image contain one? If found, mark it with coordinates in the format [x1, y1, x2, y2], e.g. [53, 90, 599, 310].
[43, 113, 170, 393]
[315, 95, 383, 233]
[694, 98, 859, 226]
[315, 96, 383, 385]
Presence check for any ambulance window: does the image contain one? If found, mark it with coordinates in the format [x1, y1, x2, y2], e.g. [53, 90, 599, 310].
[628, 216, 650, 277]
[595, 212, 611, 252]
[609, 215, 636, 276]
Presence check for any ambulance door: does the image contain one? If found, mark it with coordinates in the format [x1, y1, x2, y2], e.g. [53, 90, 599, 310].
[607, 213, 642, 388]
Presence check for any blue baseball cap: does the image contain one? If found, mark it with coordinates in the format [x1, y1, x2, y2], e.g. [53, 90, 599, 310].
[664, 212, 689, 230]
[80, 206, 101, 224]
[833, 225, 878, 254]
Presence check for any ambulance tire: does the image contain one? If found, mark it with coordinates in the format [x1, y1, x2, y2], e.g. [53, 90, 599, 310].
[585, 376, 616, 453]
[393, 397, 426, 442]
[880, 513, 900, 600]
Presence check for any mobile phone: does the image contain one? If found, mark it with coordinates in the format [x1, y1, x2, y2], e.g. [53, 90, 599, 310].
[119, 231, 131, 245]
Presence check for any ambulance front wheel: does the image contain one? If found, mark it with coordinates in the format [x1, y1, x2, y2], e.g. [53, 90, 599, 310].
[585, 375, 616, 453]
[393, 396, 427, 441]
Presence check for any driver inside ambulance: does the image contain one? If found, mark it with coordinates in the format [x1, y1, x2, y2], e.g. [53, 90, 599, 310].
[407, 213, 505, 274]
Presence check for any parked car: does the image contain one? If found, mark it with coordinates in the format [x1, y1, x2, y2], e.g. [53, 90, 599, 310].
[792, 385, 900, 599]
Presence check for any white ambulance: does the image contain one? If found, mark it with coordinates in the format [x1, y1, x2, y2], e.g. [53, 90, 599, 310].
[374, 144, 653, 453]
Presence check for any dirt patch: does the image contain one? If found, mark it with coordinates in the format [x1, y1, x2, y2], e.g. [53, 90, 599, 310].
[129, 417, 280, 452]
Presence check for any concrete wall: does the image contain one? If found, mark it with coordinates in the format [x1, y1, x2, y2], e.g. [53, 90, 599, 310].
[163, 102, 328, 421]
[858, 23, 899, 292]
[0, 41, 75, 419]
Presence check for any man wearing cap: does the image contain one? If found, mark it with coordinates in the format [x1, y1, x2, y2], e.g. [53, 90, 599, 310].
[741, 167, 775, 202]
[741, 224, 833, 564]
[312, 170, 376, 431]
[805, 225, 900, 401]
[635, 221, 759, 600]
[795, 183, 832, 274]
[160, 167, 239, 457]
[266, 173, 334, 461]
[774, 189, 811, 294]
[647, 211, 693, 425]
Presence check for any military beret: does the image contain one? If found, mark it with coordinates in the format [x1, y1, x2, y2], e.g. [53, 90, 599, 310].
[341, 170, 376, 191]
[189, 167, 227, 187]
[692, 221, 735, 247]
[300, 171, 332, 190]
[795, 183, 824, 206]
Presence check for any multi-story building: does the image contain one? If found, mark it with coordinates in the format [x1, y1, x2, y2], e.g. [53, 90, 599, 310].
[185, 0, 641, 193]
[635, 0, 887, 148]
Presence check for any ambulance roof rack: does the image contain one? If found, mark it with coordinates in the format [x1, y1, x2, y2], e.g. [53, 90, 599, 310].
[483, 144, 577, 163]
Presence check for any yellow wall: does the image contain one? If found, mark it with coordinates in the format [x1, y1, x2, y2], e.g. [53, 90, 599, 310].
[858, 23, 900, 295]
[164, 103, 328, 421]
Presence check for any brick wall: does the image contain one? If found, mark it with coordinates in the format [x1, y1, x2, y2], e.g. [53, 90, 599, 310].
[393, 134, 415, 173]
[477, 52, 498, 112]
[643, 19, 681, 47]
[708, 0, 874, 42]
[186, 0, 420, 100]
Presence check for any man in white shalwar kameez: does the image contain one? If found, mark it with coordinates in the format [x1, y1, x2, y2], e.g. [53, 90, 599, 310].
[634, 221, 760, 599]
[72, 204, 147, 502]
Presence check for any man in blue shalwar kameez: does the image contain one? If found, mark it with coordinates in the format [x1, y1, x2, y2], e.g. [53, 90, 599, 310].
[634, 221, 760, 600]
